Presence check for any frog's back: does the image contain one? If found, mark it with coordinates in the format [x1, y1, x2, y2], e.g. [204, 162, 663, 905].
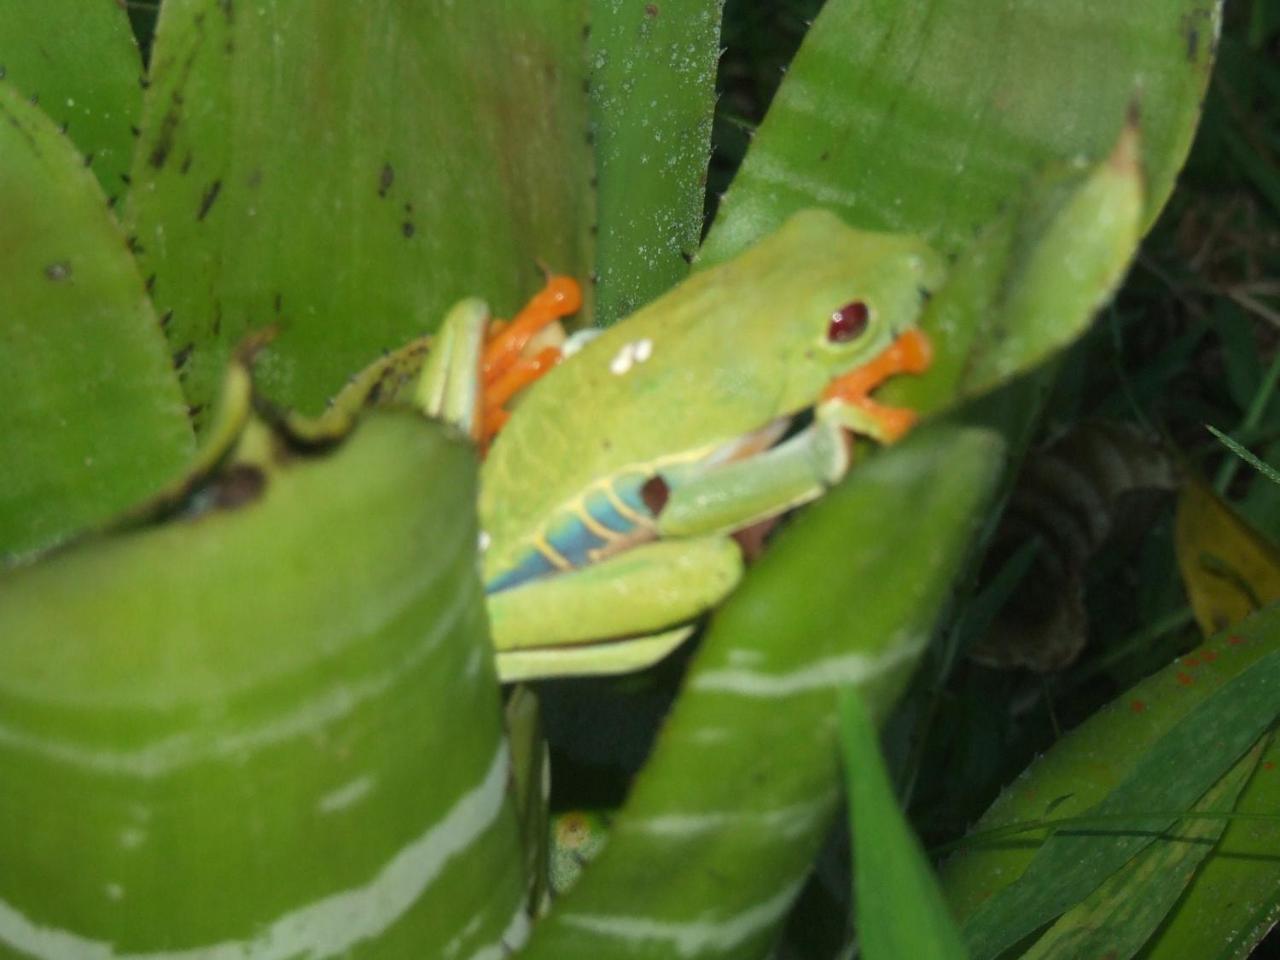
[480, 271, 776, 578]
[480, 210, 942, 580]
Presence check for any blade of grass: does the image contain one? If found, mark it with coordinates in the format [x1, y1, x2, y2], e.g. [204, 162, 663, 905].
[839, 689, 968, 960]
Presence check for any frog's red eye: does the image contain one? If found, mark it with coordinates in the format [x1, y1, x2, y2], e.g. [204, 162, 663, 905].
[828, 302, 869, 343]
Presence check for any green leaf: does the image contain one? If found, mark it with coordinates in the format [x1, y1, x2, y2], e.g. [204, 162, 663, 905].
[1019, 740, 1262, 960]
[700, 0, 1217, 264]
[839, 689, 968, 960]
[0, 1, 143, 195]
[0, 411, 528, 956]
[939, 604, 1280, 958]
[588, 0, 722, 323]
[1139, 733, 1280, 960]
[961, 645, 1280, 958]
[0, 82, 193, 560]
[880, 124, 1144, 419]
[517, 424, 1004, 960]
[127, 1, 594, 430]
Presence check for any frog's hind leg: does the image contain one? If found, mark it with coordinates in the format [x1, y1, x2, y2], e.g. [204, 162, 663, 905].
[654, 329, 933, 538]
[487, 536, 743, 672]
[655, 416, 851, 538]
[496, 625, 696, 683]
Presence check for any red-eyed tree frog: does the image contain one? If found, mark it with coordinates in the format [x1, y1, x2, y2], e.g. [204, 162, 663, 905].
[416, 209, 945, 682]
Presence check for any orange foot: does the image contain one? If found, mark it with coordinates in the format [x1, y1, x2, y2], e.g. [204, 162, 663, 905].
[479, 275, 582, 446]
[821, 328, 932, 443]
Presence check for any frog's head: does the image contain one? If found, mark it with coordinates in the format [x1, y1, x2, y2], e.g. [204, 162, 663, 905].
[747, 209, 946, 411]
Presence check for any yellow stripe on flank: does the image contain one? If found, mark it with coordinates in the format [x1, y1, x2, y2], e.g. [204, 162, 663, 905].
[533, 536, 573, 571]
[572, 500, 623, 542]
[600, 482, 656, 530]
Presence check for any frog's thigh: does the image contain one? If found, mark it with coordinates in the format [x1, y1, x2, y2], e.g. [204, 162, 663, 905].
[487, 536, 743, 652]
[496, 625, 696, 683]
[658, 418, 849, 538]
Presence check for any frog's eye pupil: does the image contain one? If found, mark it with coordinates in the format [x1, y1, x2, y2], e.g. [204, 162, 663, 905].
[828, 302, 869, 343]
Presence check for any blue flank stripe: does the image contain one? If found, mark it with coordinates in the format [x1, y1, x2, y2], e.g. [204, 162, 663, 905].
[610, 471, 653, 518]
[486, 470, 663, 594]
[546, 512, 610, 569]
[487, 549, 559, 594]
[582, 488, 638, 535]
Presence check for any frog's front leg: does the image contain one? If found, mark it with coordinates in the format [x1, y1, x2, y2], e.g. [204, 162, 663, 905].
[658, 327, 931, 538]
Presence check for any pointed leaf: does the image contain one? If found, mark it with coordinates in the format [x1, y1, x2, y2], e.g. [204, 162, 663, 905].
[701, 0, 1217, 264]
[0, 82, 192, 560]
[0, 1, 143, 195]
[128, 1, 594, 429]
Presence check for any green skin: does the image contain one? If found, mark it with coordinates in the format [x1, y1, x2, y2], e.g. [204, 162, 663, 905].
[417, 209, 945, 681]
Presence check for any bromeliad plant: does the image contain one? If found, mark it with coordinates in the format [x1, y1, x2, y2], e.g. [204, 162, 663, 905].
[2, 2, 1267, 959]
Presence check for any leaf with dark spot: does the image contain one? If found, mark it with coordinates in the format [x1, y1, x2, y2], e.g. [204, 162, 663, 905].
[196, 179, 222, 220]
[210, 464, 267, 509]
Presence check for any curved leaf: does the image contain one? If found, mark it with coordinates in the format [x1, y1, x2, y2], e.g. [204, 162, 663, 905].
[519, 424, 1004, 960]
[880, 124, 1143, 419]
[701, 0, 1217, 264]
[0, 82, 192, 561]
[128, 1, 594, 430]
[0, 412, 527, 956]
[0, 1, 143, 195]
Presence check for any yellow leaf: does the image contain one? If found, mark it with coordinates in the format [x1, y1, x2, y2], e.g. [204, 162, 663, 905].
[1175, 475, 1280, 635]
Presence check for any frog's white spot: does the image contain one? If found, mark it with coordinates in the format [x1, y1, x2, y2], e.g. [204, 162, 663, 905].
[103, 883, 124, 902]
[633, 338, 653, 363]
[609, 344, 635, 376]
[118, 827, 147, 850]
[478, 531, 491, 552]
